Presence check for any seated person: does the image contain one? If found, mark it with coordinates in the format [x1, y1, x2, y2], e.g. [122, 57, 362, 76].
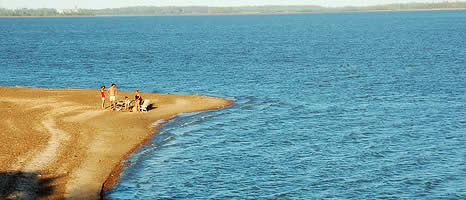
[124, 96, 131, 111]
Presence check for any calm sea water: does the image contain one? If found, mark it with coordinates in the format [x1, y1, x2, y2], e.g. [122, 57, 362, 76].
[1, 11, 465, 199]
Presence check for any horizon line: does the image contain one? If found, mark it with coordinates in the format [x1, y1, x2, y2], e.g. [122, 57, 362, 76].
[2, 1, 466, 10]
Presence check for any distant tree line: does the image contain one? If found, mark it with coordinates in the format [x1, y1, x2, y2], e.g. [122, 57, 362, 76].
[1, 2, 465, 16]
[0, 8, 94, 16]
[88, 5, 327, 16]
[0, 8, 58, 16]
[336, 2, 466, 12]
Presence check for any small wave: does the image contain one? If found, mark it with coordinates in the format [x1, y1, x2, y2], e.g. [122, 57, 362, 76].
[176, 112, 202, 118]
[163, 136, 175, 143]
[201, 113, 225, 119]
[181, 119, 202, 127]
[151, 119, 166, 128]
[240, 102, 266, 109]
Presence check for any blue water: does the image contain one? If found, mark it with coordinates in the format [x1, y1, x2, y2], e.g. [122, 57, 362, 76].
[1, 11, 465, 199]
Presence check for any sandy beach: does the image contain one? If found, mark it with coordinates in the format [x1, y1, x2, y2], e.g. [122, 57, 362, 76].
[0, 87, 232, 199]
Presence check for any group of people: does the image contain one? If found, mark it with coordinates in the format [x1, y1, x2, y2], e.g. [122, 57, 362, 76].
[99, 84, 144, 112]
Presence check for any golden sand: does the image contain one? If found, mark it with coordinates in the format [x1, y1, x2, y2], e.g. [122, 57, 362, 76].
[0, 87, 233, 199]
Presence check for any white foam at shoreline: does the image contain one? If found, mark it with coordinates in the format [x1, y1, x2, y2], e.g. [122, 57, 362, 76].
[151, 119, 166, 128]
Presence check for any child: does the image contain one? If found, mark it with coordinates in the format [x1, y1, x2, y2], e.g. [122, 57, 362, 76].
[99, 86, 106, 109]
[124, 96, 131, 111]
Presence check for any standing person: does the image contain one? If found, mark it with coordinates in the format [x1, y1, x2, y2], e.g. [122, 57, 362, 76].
[99, 86, 106, 109]
[134, 89, 142, 103]
[107, 83, 118, 110]
[133, 89, 142, 112]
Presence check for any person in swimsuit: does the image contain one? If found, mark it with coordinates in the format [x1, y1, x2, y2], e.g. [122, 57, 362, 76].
[99, 86, 106, 109]
[133, 89, 142, 112]
[107, 83, 118, 110]
[124, 96, 131, 111]
[134, 89, 143, 103]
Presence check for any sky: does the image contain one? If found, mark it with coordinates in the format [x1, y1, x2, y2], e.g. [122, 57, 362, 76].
[0, 0, 448, 9]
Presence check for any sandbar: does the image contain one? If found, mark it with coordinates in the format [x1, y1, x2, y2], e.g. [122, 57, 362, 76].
[0, 87, 233, 199]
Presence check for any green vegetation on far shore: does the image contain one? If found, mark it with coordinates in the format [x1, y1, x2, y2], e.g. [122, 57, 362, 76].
[0, 8, 93, 16]
[1, 2, 465, 17]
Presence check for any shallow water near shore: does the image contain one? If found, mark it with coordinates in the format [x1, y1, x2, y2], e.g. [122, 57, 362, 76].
[1, 11, 465, 199]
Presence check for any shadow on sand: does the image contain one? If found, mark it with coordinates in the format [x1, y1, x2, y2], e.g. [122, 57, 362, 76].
[147, 103, 156, 111]
[0, 171, 60, 199]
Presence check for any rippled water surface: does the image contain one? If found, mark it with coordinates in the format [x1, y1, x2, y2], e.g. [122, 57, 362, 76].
[1, 11, 465, 199]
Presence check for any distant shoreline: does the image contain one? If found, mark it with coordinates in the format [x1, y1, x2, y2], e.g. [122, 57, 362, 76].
[1, 7, 465, 18]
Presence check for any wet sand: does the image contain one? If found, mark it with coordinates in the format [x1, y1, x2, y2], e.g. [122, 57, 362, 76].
[0, 87, 233, 199]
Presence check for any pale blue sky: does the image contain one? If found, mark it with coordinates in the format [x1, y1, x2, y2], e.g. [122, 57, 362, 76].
[0, 0, 445, 9]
